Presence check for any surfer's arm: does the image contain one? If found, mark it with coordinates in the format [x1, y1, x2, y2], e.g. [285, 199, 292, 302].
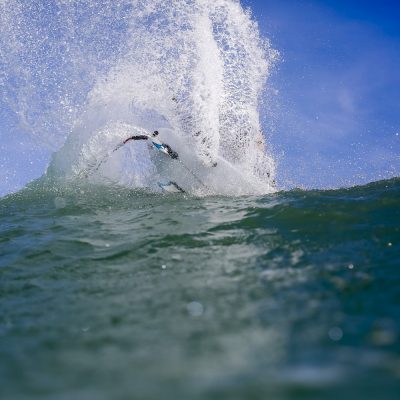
[123, 135, 148, 144]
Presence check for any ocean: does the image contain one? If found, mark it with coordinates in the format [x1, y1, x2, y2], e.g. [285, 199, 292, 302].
[1, 0, 399, 398]
[1, 177, 399, 399]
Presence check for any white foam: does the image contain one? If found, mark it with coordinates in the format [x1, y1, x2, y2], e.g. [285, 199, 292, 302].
[0, 0, 278, 195]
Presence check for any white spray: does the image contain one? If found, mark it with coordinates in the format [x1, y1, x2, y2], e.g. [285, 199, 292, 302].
[0, 0, 279, 195]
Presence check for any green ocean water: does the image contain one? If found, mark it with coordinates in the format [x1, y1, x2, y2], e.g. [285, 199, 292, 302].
[1, 178, 399, 400]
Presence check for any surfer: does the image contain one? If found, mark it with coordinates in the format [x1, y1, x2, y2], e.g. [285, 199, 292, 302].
[116, 130, 187, 193]
[122, 131, 179, 160]
[109, 128, 209, 192]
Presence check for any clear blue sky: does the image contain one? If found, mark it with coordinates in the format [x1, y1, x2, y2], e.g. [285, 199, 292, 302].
[1, 0, 399, 195]
[247, 0, 400, 188]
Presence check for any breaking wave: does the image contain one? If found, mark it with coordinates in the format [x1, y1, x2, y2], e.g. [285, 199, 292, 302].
[0, 0, 278, 195]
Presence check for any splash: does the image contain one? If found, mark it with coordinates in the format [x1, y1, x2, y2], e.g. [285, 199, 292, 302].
[0, 0, 278, 195]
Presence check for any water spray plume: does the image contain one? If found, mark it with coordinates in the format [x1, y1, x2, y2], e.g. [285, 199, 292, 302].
[0, 0, 279, 195]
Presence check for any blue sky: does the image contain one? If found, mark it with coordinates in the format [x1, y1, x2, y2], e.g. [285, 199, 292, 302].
[1, 0, 399, 195]
[247, 0, 400, 188]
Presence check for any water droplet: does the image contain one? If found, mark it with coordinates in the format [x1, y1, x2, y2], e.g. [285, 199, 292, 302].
[187, 301, 204, 317]
[328, 327, 343, 341]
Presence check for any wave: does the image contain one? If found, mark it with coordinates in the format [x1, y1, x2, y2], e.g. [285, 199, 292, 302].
[1, 0, 279, 196]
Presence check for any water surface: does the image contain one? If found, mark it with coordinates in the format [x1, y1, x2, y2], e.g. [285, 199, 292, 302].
[1, 178, 399, 399]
